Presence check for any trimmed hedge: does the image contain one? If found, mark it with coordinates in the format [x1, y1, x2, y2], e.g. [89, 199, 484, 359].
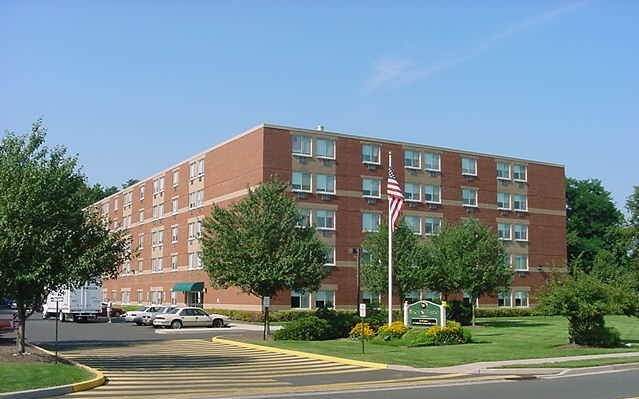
[272, 316, 330, 340]
[475, 307, 546, 318]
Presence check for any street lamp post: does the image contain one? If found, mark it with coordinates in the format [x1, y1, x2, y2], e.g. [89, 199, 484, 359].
[350, 248, 361, 308]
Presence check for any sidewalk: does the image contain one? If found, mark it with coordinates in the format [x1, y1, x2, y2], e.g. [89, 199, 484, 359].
[389, 351, 639, 375]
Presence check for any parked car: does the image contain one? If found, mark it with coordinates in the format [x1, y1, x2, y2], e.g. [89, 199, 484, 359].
[100, 303, 124, 318]
[134, 305, 166, 325]
[122, 306, 150, 322]
[141, 306, 176, 326]
[153, 307, 230, 329]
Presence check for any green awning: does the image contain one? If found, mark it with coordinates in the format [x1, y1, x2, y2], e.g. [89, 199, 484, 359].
[172, 282, 204, 292]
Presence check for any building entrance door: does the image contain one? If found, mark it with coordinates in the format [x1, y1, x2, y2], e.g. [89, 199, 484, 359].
[187, 291, 203, 308]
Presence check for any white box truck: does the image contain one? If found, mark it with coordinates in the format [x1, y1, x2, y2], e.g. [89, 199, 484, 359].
[43, 284, 102, 322]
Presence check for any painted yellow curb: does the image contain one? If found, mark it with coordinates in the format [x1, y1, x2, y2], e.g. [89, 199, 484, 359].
[31, 344, 105, 393]
[212, 337, 388, 369]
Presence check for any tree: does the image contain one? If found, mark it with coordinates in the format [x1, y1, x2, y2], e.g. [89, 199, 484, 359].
[201, 180, 328, 337]
[0, 121, 130, 353]
[538, 270, 639, 347]
[425, 219, 512, 326]
[360, 223, 429, 311]
[121, 179, 139, 189]
[80, 183, 118, 206]
[566, 178, 623, 271]
[627, 186, 639, 232]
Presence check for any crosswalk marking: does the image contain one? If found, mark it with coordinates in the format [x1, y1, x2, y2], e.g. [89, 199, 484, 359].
[53, 339, 484, 399]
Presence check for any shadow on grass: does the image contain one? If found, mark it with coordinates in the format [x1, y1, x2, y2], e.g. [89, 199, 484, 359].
[477, 320, 552, 328]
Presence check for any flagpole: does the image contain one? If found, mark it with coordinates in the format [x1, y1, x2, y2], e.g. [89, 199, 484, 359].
[388, 151, 393, 326]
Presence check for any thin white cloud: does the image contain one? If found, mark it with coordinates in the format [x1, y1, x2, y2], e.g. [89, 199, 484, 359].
[366, 1, 590, 90]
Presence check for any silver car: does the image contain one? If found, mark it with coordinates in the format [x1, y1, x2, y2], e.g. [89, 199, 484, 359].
[141, 306, 176, 326]
[152, 307, 229, 329]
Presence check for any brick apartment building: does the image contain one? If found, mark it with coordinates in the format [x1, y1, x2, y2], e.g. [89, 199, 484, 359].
[96, 123, 566, 311]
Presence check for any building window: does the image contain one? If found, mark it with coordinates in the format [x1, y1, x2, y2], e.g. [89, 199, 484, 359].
[362, 212, 381, 232]
[424, 217, 441, 235]
[404, 150, 421, 169]
[121, 290, 130, 305]
[513, 255, 528, 271]
[404, 183, 420, 202]
[150, 290, 163, 305]
[152, 203, 164, 219]
[111, 290, 117, 302]
[292, 135, 312, 156]
[114, 197, 119, 211]
[497, 192, 511, 210]
[102, 202, 110, 215]
[139, 186, 145, 201]
[171, 226, 178, 243]
[152, 257, 163, 273]
[314, 290, 334, 309]
[424, 290, 441, 302]
[136, 289, 144, 304]
[172, 197, 178, 214]
[513, 291, 529, 307]
[315, 174, 335, 194]
[324, 246, 335, 266]
[315, 138, 335, 159]
[315, 210, 335, 230]
[137, 259, 144, 272]
[296, 208, 311, 228]
[291, 171, 312, 192]
[404, 215, 421, 234]
[291, 291, 310, 309]
[514, 224, 528, 241]
[152, 177, 165, 196]
[424, 152, 441, 172]
[189, 159, 205, 180]
[497, 223, 511, 240]
[362, 178, 381, 198]
[513, 194, 528, 211]
[423, 184, 441, 204]
[496, 162, 511, 180]
[122, 261, 131, 275]
[189, 190, 204, 209]
[172, 170, 179, 187]
[171, 291, 177, 305]
[138, 233, 144, 250]
[498, 291, 511, 307]
[362, 292, 378, 305]
[362, 143, 381, 164]
[188, 252, 202, 269]
[461, 157, 477, 176]
[171, 255, 178, 271]
[188, 222, 202, 240]
[513, 164, 527, 181]
[462, 188, 478, 207]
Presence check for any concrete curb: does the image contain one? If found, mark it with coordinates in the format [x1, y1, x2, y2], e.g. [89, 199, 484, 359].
[212, 337, 388, 369]
[0, 344, 105, 399]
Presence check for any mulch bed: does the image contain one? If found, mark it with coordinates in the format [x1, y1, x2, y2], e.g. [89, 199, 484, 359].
[0, 337, 59, 363]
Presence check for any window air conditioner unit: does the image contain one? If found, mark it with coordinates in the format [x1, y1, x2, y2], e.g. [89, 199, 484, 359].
[429, 171, 439, 177]
[296, 192, 309, 199]
[408, 202, 418, 208]
[366, 163, 378, 170]
[319, 193, 334, 201]
[366, 198, 377, 205]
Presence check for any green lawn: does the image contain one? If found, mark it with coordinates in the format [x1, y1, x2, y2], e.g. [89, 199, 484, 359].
[500, 357, 639, 369]
[0, 363, 94, 393]
[255, 316, 639, 368]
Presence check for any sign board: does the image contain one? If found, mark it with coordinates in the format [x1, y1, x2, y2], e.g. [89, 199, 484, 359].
[263, 296, 270, 308]
[50, 296, 64, 302]
[359, 303, 366, 318]
[405, 300, 445, 327]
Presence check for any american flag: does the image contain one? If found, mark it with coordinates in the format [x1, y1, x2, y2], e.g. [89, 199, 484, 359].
[386, 166, 404, 232]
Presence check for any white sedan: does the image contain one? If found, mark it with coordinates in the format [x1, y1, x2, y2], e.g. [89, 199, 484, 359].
[153, 307, 229, 329]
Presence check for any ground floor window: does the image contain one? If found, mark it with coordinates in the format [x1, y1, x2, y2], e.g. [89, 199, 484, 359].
[314, 290, 334, 309]
[291, 291, 310, 309]
[111, 290, 117, 302]
[136, 289, 144, 304]
[121, 290, 131, 305]
[171, 291, 177, 305]
[514, 291, 529, 307]
[498, 291, 512, 307]
[150, 290, 163, 304]
[362, 292, 379, 306]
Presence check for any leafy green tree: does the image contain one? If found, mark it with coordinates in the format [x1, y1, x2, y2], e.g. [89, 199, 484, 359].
[201, 180, 328, 337]
[425, 219, 511, 326]
[0, 121, 130, 353]
[538, 270, 639, 346]
[566, 178, 623, 271]
[360, 222, 429, 312]
[121, 179, 139, 189]
[627, 186, 639, 232]
[80, 183, 119, 206]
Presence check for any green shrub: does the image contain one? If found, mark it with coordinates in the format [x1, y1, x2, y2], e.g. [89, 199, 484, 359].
[314, 308, 358, 339]
[475, 307, 545, 318]
[272, 316, 330, 340]
[569, 315, 621, 347]
[377, 321, 408, 339]
[446, 300, 472, 325]
[400, 321, 472, 347]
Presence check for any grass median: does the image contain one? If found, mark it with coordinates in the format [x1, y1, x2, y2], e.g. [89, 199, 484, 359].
[254, 315, 639, 368]
[0, 363, 94, 393]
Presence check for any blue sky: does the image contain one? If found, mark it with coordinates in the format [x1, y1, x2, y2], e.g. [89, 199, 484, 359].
[1, 1, 637, 209]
